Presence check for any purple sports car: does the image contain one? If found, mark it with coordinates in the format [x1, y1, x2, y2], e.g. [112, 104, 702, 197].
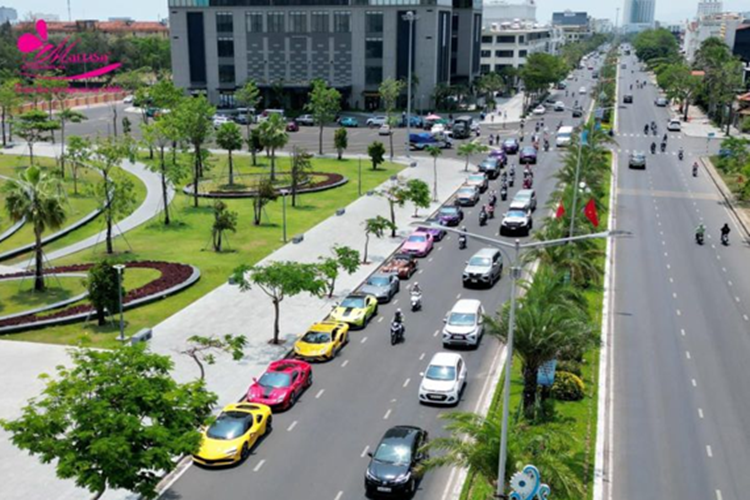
[502, 138, 519, 154]
[437, 205, 464, 226]
[488, 148, 507, 165]
[416, 221, 446, 241]
[519, 146, 538, 165]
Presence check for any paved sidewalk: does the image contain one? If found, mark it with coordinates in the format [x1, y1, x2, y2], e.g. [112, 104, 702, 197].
[0, 142, 172, 270]
[480, 92, 525, 130]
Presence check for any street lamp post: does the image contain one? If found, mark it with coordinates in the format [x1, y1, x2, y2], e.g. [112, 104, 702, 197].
[113, 264, 126, 342]
[403, 11, 416, 159]
[281, 189, 288, 243]
[412, 222, 629, 498]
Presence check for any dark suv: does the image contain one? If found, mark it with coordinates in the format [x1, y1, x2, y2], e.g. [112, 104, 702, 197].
[365, 426, 428, 498]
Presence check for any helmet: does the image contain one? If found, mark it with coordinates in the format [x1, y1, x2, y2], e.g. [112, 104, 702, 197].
[462, 226, 467, 231]
[396, 308, 402, 314]
[414, 282, 419, 287]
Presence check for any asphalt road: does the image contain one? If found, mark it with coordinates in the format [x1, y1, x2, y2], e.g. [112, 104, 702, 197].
[612, 53, 750, 500]
[161, 67, 601, 500]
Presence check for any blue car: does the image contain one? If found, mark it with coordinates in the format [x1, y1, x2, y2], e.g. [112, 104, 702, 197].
[339, 117, 359, 127]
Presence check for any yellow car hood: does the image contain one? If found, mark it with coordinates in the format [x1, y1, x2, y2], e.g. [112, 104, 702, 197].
[295, 340, 333, 357]
[331, 306, 365, 320]
[195, 435, 247, 460]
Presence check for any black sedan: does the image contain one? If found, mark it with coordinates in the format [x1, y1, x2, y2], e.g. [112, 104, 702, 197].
[365, 426, 428, 498]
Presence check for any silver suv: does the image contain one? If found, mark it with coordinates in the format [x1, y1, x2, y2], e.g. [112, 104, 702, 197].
[462, 248, 503, 288]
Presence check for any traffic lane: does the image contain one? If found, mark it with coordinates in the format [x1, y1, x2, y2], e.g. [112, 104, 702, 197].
[165, 143, 566, 500]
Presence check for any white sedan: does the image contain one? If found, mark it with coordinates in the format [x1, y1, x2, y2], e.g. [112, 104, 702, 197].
[532, 105, 546, 115]
[418, 352, 467, 406]
[579, 86, 587, 95]
[378, 124, 392, 136]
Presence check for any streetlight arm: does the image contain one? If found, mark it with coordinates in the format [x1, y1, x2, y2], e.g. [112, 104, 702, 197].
[523, 229, 631, 249]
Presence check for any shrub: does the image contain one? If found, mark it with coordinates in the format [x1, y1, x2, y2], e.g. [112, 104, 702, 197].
[551, 371, 585, 401]
[740, 117, 750, 134]
[556, 360, 582, 377]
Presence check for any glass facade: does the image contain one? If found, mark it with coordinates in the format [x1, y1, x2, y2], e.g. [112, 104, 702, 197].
[246, 12, 263, 32]
[495, 35, 514, 43]
[217, 37, 235, 56]
[333, 11, 350, 32]
[365, 38, 383, 58]
[365, 11, 383, 33]
[219, 64, 236, 83]
[216, 12, 234, 32]
[288, 11, 307, 32]
[169, 0, 448, 5]
[311, 11, 329, 32]
[267, 11, 284, 32]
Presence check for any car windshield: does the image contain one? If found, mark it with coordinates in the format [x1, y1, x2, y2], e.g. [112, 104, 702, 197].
[507, 210, 527, 218]
[301, 331, 332, 344]
[206, 413, 249, 440]
[373, 442, 412, 465]
[426, 364, 457, 381]
[522, 148, 536, 154]
[458, 188, 475, 195]
[504, 140, 516, 146]
[341, 297, 366, 308]
[481, 160, 494, 166]
[515, 192, 530, 201]
[368, 276, 391, 287]
[407, 235, 426, 243]
[448, 312, 476, 326]
[258, 372, 291, 388]
[440, 207, 458, 215]
[468, 175, 484, 182]
[468, 257, 491, 267]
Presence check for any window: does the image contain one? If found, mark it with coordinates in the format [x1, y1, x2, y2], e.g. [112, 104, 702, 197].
[480, 63, 490, 74]
[495, 35, 514, 43]
[333, 11, 350, 33]
[452, 13, 459, 30]
[311, 12, 328, 32]
[217, 37, 234, 57]
[495, 50, 513, 58]
[518, 35, 525, 43]
[481, 35, 492, 43]
[219, 64, 235, 84]
[216, 12, 233, 33]
[289, 11, 306, 32]
[365, 11, 383, 33]
[480, 50, 491, 58]
[267, 12, 284, 33]
[246, 12, 262, 33]
[495, 64, 508, 72]
[365, 38, 383, 58]
[365, 66, 382, 85]
[518, 50, 527, 58]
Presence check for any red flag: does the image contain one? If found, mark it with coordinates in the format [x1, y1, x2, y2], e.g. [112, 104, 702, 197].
[555, 201, 565, 219]
[584, 198, 599, 227]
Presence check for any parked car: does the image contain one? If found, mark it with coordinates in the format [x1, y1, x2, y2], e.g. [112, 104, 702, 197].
[437, 205, 464, 226]
[213, 115, 232, 128]
[667, 118, 681, 131]
[364, 426, 428, 497]
[532, 105, 546, 115]
[554, 101, 565, 112]
[442, 299, 485, 348]
[286, 120, 299, 132]
[400, 231, 434, 257]
[416, 221, 446, 241]
[556, 81, 567, 90]
[258, 109, 285, 122]
[628, 152, 647, 169]
[462, 248, 503, 289]
[380, 253, 418, 279]
[293, 322, 349, 362]
[502, 138, 520, 154]
[510, 189, 537, 212]
[579, 86, 587, 95]
[465, 172, 488, 193]
[329, 293, 378, 329]
[245, 359, 312, 410]
[123, 95, 134, 104]
[367, 116, 387, 128]
[478, 157, 501, 179]
[519, 146, 538, 165]
[500, 209, 533, 236]
[296, 114, 315, 126]
[455, 185, 480, 206]
[418, 352, 467, 406]
[655, 97, 668, 107]
[192, 403, 272, 466]
[359, 273, 400, 303]
[379, 124, 392, 136]
[339, 116, 359, 127]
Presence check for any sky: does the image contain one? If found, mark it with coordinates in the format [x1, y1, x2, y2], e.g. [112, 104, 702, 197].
[3, 0, 749, 25]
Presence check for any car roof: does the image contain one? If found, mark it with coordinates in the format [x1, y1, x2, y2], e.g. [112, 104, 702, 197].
[429, 352, 463, 366]
[471, 248, 498, 258]
[515, 189, 534, 197]
[382, 425, 423, 443]
[451, 298, 483, 312]
[269, 359, 307, 372]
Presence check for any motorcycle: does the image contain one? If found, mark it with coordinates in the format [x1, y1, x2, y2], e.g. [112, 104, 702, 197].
[479, 209, 488, 226]
[692, 165, 698, 177]
[390, 321, 405, 345]
[410, 291, 422, 312]
[644, 125, 649, 135]
[487, 204, 495, 219]
[523, 178, 533, 189]
[650, 143, 656, 154]
[660, 142, 666, 153]
[695, 232, 704, 245]
[721, 233, 729, 246]
[678, 150, 684, 161]
[501, 188, 508, 201]
[458, 234, 467, 250]
[543, 141, 550, 152]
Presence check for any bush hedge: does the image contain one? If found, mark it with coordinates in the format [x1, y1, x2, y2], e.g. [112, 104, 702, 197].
[551, 371, 586, 401]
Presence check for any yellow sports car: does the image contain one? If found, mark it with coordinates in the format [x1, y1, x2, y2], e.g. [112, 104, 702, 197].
[192, 402, 272, 467]
[328, 293, 378, 329]
[294, 321, 350, 361]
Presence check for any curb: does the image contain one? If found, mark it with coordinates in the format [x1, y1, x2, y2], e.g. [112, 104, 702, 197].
[182, 174, 348, 199]
[0, 273, 89, 322]
[700, 157, 750, 241]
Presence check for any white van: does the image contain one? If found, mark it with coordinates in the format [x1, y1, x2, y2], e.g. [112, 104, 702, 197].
[442, 299, 484, 348]
[257, 109, 285, 123]
[556, 126, 574, 147]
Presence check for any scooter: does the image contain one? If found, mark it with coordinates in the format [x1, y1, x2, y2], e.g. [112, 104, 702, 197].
[523, 178, 533, 189]
[660, 142, 667, 153]
[390, 321, 405, 345]
[678, 150, 684, 161]
[487, 204, 495, 219]
[693, 165, 698, 177]
[479, 210, 488, 227]
[458, 234, 467, 250]
[721, 233, 729, 246]
[695, 232, 704, 245]
[410, 291, 422, 312]
[650, 143, 656, 154]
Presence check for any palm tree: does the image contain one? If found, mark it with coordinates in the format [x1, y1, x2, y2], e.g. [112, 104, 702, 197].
[257, 113, 289, 181]
[425, 145, 442, 201]
[457, 141, 488, 172]
[527, 219, 604, 286]
[486, 267, 594, 415]
[2, 166, 66, 291]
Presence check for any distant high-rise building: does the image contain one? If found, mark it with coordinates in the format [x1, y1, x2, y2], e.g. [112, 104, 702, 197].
[697, 0, 722, 19]
[482, 0, 536, 24]
[0, 6, 18, 24]
[552, 11, 590, 43]
[622, 0, 655, 32]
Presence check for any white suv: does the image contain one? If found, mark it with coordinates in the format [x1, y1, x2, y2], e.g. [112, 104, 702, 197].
[667, 119, 681, 131]
[418, 352, 467, 406]
[442, 299, 484, 348]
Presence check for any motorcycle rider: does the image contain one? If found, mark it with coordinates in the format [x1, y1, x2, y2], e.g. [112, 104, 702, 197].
[479, 205, 488, 225]
[692, 162, 699, 176]
[458, 226, 468, 249]
[651, 142, 656, 154]
[644, 124, 649, 135]
[695, 223, 705, 244]
[721, 223, 731, 244]
[660, 142, 667, 153]
[678, 147, 684, 160]
[488, 190, 497, 207]
[662, 133, 668, 143]
[410, 283, 422, 310]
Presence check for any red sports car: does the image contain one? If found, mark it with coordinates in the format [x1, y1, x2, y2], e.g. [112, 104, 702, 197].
[246, 359, 312, 411]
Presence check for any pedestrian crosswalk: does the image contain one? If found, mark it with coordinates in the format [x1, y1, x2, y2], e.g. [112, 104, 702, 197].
[617, 133, 681, 139]
[615, 149, 694, 157]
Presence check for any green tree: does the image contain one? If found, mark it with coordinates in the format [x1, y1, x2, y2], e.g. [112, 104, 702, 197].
[235, 79, 262, 148]
[475, 72, 504, 107]
[380, 179, 408, 238]
[290, 146, 313, 207]
[211, 200, 238, 252]
[173, 94, 215, 207]
[305, 79, 341, 155]
[527, 219, 604, 286]
[2, 166, 66, 291]
[379, 78, 404, 158]
[232, 261, 326, 344]
[0, 344, 216, 500]
[248, 128, 263, 167]
[216, 121, 244, 186]
[252, 176, 278, 225]
[89, 137, 136, 254]
[0, 78, 21, 148]
[14, 110, 60, 166]
[64, 135, 91, 196]
[257, 113, 289, 181]
[632, 28, 679, 63]
[520, 53, 567, 108]
[317, 245, 361, 297]
[657, 62, 700, 121]
[406, 178, 431, 217]
[362, 215, 395, 264]
[181, 334, 248, 380]
[368, 141, 386, 170]
[426, 145, 442, 201]
[84, 260, 125, 326]
[57, 108, 86, 178]
[334, 127, 348, 160]
[141, 118, 187, 225]
[717, 136, 750, 174]
[457, 140, 488, 172]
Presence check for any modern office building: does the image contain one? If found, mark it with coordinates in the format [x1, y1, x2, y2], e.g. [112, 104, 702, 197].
[683, 12, 745, 62]
[622, 0, 655, 32]
[168, 0, 483, 111]
[479, 21, 562, 76]
[482, 0, 535, 24]
[697, 0, 722, 19]
[551, 10, 590, 43]
[0, 6, 17, 24]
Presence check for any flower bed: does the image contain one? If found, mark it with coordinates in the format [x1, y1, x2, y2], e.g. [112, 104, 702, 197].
[183, 172, 347, 199]
[0, 261, 198, 332]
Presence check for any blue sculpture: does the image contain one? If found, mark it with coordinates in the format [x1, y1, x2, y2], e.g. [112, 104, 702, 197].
[509, 464, 551, 500]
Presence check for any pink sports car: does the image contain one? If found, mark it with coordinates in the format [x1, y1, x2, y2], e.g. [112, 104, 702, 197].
[400, 231, 434, 257]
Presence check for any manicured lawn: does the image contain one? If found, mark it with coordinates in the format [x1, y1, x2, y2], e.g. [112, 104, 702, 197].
[3, 154, 402, 348]
[0, 276, 88, 316]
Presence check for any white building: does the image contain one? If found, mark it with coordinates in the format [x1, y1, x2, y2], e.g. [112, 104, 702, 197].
[480, 20, 562, 77]
[622, 0, 655, 32]
[683, 12, 744, 62]
[697, 0, 723, 18]
[482, 0, 536, 24]
[0, 6, 17, 24]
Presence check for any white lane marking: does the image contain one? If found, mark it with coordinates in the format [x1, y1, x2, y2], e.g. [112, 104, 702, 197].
[428, 257, 434, 262]
[676, 309, 681, 316]
[669, 277, 674, 283]
[744, 314, 749, 322]
[664, 252, 668, 257]
[403, 378, 410, 388]
[717, 490, 723, 500]
[434, 329, 440, 337]
[316, 389, 325, 399]
[686, 351, 691, 360]
[667, 264, 671, 270]
[662, 241, 666, 246]
[287, 421, 298, 432]
[418, 269, 424, 274]
[341, 359, 349, 368]
[722, 267, 727, 272]
[692, 379, 697, 387]
[383, 409, 392, 420]
[438, 246, 443, 251]
[456, 293, 462, 299]
[698, 408, 704, 419]
[253, 459, 266, 472]
[361, 445, 370, 458]
[334, 492, 343, 500]
[377, 316, 385, 323]
[717, 255, 721, 261]
[681, 328, 686, 337]
[393, 299, 398, 305]
[419, 352, 426, 360]
[728, 281, 733, 286]
[736, 296, 741, 303]
[361, 337, 368, 344]
[672, 292, 677, 299]
[706, 445, 713, 458]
